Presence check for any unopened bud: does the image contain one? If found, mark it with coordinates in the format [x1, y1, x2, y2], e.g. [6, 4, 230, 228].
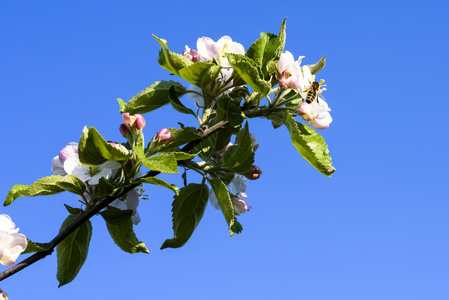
[244, 165, 262, 180]
[119, 124, 129, 137]
[183, 46, 201, 62]
[155, 128, 174, 144]
[134, 114, 146, 130]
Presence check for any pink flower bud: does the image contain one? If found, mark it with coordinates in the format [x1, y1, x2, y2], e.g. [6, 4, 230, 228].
[244, 165, 262, 180]
[134, 114, 146, 130]
[119, 124, 129, 137]
[183, 46, 201, 62]
[155, 128, 174, 144]
[122, 113, 136, 127]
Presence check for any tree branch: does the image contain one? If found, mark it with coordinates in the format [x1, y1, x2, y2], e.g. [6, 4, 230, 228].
[0, 120, 229, 282]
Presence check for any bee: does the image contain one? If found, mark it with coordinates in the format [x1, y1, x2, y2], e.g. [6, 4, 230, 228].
[304, 81, 321, 104]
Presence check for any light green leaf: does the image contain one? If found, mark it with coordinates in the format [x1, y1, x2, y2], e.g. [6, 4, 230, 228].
[78, 127, 130, 165]
[117, 98, 127, 113]
[284, 112, 335, 176]
[121, 81, 186, 115]
[147, 127, 201, 156]
[178, 62, 221, 88]
[100, 207, 149, 254]
[135, 139, 178, 174]
[161, 183, 209, 249]
[226, 53, 271, 97]
[208, 178, 241, 236]
[152, 34, 192, 76]
[4, 176, 66, 206]
[246, 32, 280, 79]
[310, 56, 326, 75]
[22, 239, 52, 254]
[138, 177, 179, 195]
[57, 214, 92, 287]
[168, 86, 197, 117]
[55, 175, 86, 196]
[277, 18, 287, 57]
[223, 123, 255, 174]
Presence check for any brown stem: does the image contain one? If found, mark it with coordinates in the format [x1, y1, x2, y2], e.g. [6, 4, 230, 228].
[0, 120, 229, 282]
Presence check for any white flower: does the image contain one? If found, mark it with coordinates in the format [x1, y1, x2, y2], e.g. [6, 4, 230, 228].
[0, 214, 27, 266]
[187, 36, 245, 107]
[297, 99, 332, 129]
[52, 143, 121, 185]
[231, 176, 247, 198]
[110, 189, 141, 225]
[277, 51, 304, 90]
[231, 195, 252, 215]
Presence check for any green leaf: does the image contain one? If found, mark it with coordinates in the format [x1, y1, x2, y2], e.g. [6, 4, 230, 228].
[215, 94, 244, 128]
[284, 112, 335, 176]
[148, 127, 201, 156]
[117, 98, 127, 113]
[190, 132, 217, 161]
[172, 151, 197, 161]
[121, 81, 186, 115]
[226, 54, 271, 97]
[208, 178, 241, 236]
[78, 127, 130, 165]
[95, 177, 122, 198]
[168, 86, 197, 117]
[246, 32, 280, 79]
[310, 56, 326, 75]
[22, 239, 52, 254]
[4, 176, 66, 206]
[57, 214, 92, 287]
[152, 34, 192, 76]
[139, 177, 179, 195]
[55, 175, 86, 196]
[135, 139, 178, 174]
[100, 207, 149, 254]
[178, 62, 221, 88]
[223, 123, 255, 174]
[64, 204, 83, 215]
[277, 18, 287, 57]
[265, 107, 287, 129]
[161, 183, 209, 249]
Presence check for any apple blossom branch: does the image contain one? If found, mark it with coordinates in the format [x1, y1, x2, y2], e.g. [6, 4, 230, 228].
[0, 120, 229, 282]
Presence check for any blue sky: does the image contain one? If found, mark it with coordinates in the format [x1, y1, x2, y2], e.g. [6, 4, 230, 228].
[1, 0, 449, 299]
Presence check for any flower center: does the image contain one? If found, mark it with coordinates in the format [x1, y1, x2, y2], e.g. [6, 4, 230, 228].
[219, 43, 229, 58]
[89, 166, 101, 177]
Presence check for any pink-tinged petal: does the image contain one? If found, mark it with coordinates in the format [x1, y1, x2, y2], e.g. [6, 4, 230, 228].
[310, 112, 332, 129]
[197, 37, 219, 61]
[277, 51, 295, 73]
[134, 114, 146, 130]
[183, 46, 200, 62]
[231, 196, 251, 215]
[52, 156, 66, 176]
[59, 142, 78, 164]
[122, 113, 136, 127]
[154, 128, 174, 144]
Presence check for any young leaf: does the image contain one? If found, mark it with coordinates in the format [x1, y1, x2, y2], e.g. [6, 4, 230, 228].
[178, 62, 221, 88]
[284, 112, 335, 176]
[310, 56, 326, 75]
[22, 239, 52, 254]
[246, 32, 280, 79]
[223, 123, 255, 174]
[78, 127, 130, 165]
[117, 98, 127, 113]
[138, 177, 179, 195]
[135, 139, 178, 174]
[57, 214, 92, 287]
[55, 175, 86, 196]
[121, 81, 186, 115]
[168, 86, 197, 118]
[226, 53, 271, 97]
[208, 178, 240, 236]
[152, 34, 192, 76]
[100, 207, 149, 254]
[277, 18, 287, 57]
[161, 183, 209, 249]
[4, 176, 66, 206]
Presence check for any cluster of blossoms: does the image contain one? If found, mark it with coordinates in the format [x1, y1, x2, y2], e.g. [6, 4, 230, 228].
[0, 214, 27, 266]
[277, 51, 332, 129]
[184, 36, 245, 108]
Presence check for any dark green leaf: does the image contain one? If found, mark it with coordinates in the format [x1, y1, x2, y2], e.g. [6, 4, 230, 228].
[215, 94, 244, 128]
[101, 207, 149, 254]
[22, 239, 52, 254]
[208, 178, 240, 236]
[168, 86, 197, 117]
[57, 214, 92, 287]
[96, 177, 122, 198]
[246, 32, 280, 79]
[152, 34, 192, 76]
[161, 183, 209, 249]
[310, 56, 326, 75]
[223, 123, 255, 174]
[139, 177, 179, 195]
[265, 107, 287, 129]
[121, 81, 186, 115]
[64, 204, 83, 215]
[4, 176, 66, 206]
[284, 112, 335, 176]
[226, 53, 271, 97]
